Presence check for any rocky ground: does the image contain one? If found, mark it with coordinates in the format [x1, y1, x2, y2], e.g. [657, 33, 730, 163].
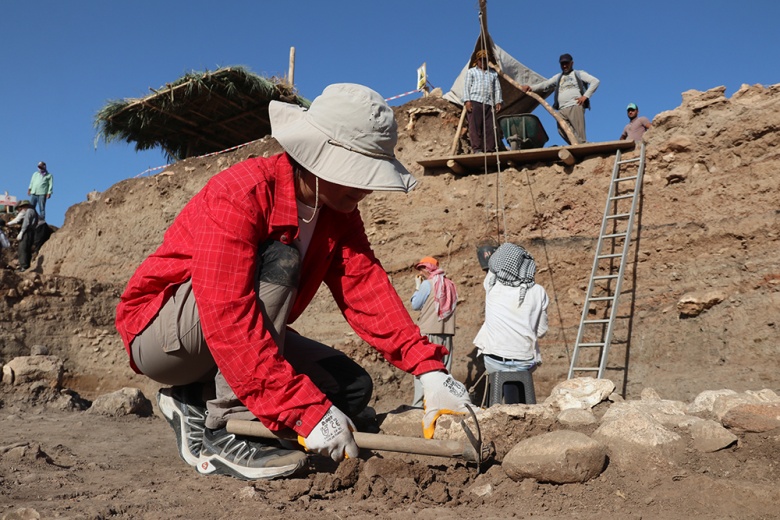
[0, 83, 779, 519]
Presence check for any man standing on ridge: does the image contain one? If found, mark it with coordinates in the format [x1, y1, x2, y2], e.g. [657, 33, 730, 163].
[28, 162, 53, 221]
[620, 103, 652, 141]
[521, 53, 600, 144]
[463, 49, 503, 153]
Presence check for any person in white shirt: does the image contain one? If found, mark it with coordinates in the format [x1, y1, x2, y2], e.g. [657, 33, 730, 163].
[473, 242, 548, 376]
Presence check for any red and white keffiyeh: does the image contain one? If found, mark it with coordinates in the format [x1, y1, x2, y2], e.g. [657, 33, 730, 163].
[417, 262, 457, 320]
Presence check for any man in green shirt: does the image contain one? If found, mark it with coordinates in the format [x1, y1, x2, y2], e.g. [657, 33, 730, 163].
[28, 161, 53, 221]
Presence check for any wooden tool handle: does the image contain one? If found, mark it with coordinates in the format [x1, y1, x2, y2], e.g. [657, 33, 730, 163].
[226, 419, 480, 462]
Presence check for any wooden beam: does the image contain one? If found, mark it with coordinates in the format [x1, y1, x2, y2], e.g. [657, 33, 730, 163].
[558, 148, 576, 166]
[494, 69, 579, 145]
[138, 101, 229, 151]
[419, 140, 635, 172]
[450, 105, 468, 155]
[217, 106, 270, 126]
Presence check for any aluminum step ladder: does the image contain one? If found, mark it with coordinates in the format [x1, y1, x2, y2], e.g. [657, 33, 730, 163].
[568, 142, 646, 379]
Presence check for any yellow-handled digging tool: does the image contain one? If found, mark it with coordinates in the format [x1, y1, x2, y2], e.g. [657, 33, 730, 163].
[226, 405, 494, 468]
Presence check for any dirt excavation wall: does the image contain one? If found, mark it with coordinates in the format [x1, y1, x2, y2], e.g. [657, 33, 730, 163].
[19, 83, 779, 405]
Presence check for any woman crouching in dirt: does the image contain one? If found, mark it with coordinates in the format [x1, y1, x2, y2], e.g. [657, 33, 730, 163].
[115, 83, 472, 480]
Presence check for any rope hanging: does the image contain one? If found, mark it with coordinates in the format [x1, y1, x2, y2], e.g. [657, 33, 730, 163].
[476, 10, 507, 245]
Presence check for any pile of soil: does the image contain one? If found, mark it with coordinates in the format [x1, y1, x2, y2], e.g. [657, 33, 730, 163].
[1, 82, 779, 519]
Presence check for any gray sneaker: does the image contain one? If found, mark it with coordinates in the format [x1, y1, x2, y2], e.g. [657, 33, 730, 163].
[196, 427, 307, 480]
[157, 385, 207, 467]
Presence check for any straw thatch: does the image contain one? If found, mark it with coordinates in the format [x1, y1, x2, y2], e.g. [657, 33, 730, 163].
[94, 66, 310, 161]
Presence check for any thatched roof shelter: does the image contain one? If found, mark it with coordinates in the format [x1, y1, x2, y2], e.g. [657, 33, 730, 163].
[94, 66, 310, 161]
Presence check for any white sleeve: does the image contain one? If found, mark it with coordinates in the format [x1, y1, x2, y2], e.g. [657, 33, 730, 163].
[578, 70, 600, 98]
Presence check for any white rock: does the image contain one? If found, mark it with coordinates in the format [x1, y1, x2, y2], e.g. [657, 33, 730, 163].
[544, 377, 615, 411]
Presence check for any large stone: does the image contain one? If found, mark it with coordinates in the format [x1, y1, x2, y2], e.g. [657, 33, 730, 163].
[676, 290, 727, 318]
[503, 430, 606, 484]
[557, 408, 598, 427]
[687, 389, 739, 416]
[1, 355, 63, 387]
[2, 507, 42, 520]
[721, 403, 780, 433]
[660, 135, 694, 152]
[87, 387, 152, 417]
[611, 398, 688, 428]
[596, 404, 683, 447]
[711, 390, 780, 421]
[593, 403, 685, 469]
[687, 418, 738, 452]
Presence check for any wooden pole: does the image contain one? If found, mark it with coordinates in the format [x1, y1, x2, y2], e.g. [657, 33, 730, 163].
[479, 0, 489, 46]
[494, 69, 579, 145]
[227, 419, 482, 462]
[288, 47, 295, 87]
[450, 106, 468, 155]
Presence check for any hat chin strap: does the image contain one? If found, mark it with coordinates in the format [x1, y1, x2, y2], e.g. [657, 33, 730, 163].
[297, 171, 319, 224]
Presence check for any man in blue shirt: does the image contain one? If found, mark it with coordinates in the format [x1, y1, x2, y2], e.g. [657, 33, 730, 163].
[463, 50, 503, 153]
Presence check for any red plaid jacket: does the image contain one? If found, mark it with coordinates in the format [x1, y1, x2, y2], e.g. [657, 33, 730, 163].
[116, 153, 446, 435]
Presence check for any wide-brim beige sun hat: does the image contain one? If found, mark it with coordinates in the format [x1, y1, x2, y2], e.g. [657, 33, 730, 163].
[270, 83, 417, 193]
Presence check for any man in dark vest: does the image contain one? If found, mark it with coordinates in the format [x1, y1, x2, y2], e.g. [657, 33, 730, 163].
[521, 53, 600, 144]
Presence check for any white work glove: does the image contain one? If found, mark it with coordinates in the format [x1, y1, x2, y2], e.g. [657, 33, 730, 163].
[299, 405, 358, 462]
[415, 275, 423, 289]
[420, 371, 472, 439]
[16, 232, 22, 241]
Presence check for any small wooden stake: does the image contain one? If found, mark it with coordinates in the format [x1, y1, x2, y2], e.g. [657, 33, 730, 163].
[288, 47, 295, 87]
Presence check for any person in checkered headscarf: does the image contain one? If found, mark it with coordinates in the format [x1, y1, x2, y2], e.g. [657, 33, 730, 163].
[473, 242, 549, 375]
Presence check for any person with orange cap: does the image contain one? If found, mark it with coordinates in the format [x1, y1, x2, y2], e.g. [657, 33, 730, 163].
[410, 256, 458, 407]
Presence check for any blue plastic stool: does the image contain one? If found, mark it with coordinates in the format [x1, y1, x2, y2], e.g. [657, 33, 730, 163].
[487, 370, 536, 406]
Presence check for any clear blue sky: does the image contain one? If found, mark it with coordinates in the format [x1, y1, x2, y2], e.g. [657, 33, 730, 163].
[2, 0, 777, 227]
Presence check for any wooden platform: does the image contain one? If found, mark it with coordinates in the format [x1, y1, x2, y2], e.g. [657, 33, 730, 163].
[418, 140, 636, 174]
